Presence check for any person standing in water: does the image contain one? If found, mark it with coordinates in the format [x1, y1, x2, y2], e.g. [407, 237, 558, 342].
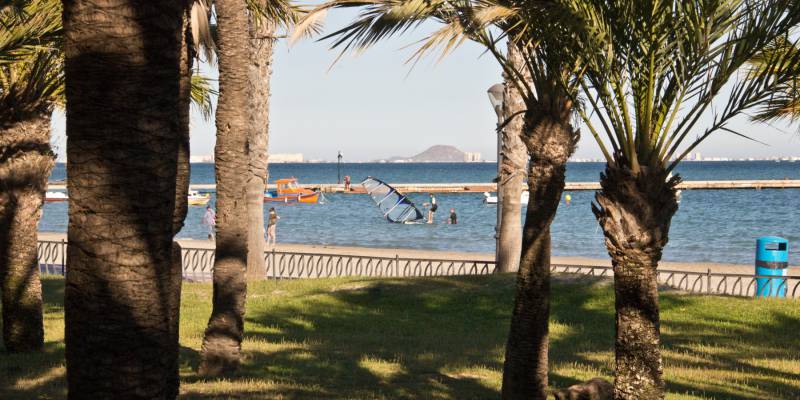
[448, 208, 457, 224]
[565, 194, 572, 205]
[202, 205, 216, 240]
[424, 193, 438, 224]
[266, 207, 280, 247]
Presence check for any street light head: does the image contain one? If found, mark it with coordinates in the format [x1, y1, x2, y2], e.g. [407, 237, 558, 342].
[487, 83, 505, 119]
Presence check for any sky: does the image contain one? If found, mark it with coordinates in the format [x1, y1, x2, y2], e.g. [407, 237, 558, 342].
[51, 10, 800, 162]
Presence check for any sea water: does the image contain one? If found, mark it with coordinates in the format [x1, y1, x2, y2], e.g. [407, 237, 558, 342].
[42, 161, 800, 265]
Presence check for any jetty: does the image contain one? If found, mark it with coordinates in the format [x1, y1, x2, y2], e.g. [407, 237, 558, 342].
[45, 179, 800, 193]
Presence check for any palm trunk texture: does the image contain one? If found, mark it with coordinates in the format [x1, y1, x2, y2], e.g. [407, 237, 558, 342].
[0, 113, 53, 352]
[502, 111, 578, 399]
[62, 0, 185, 397]
[245, 15, 274, 280]
[495, 45, 527, 274]
[199, 0, 251, 376]
[166, 11, 194, 396]
[592, 162, 679, 400]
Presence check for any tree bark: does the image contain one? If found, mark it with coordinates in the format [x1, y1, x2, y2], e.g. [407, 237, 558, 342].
[592, 161, 679, 400]
[245, 14, 274, 280]
[0, 113, 53, 352]
[62, 0, 185, 397]
[502, 112, 578, 400]
[166, 9, 194, 397]
[495, 44, 527, 274]
[199, 0, 250, 376]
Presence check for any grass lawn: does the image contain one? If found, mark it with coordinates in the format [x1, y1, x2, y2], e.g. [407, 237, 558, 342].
[1, 274, 798, 399]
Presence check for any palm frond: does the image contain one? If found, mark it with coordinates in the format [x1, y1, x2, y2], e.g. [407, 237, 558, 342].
[191, 0, 216, 64]
[0, 0, 61, 64]
[568, 0, 800, 171]
[190, 73, 218, 121]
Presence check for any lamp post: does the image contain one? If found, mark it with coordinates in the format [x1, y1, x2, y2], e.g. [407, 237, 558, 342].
[487, 83, 505, 266]
[337, 150, 343, 184]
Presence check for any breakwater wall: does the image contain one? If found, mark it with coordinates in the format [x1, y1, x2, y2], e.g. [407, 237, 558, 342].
[46, 179, 800, 193]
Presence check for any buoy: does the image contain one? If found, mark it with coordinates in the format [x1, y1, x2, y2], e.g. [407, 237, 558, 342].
[565, 194, 572, 205]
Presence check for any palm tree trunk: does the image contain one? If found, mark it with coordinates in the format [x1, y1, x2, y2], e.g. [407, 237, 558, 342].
[495, 44, 527, 274]
[502, 113, 577, 400]
[62, 0, 185, 397]
[166, 10, 194, 396]
[0, 113, 53, 352]
[592, 162, 679, 400]
[199, 0, 250, 376]
[245, 15, 274, 280]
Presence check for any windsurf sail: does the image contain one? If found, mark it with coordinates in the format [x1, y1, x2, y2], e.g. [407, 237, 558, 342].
[361, 177, 424, 223]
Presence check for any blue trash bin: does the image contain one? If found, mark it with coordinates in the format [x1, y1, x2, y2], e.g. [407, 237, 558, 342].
[755, 236, 788, 298]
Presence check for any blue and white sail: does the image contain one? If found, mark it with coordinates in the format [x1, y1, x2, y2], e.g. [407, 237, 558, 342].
[361, 177, 424, 223]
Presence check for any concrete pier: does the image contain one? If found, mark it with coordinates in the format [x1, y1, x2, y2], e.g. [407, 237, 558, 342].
[46, 179, 800, 193]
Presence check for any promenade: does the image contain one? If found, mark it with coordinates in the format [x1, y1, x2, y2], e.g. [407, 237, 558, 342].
[38, 231, 782, 275]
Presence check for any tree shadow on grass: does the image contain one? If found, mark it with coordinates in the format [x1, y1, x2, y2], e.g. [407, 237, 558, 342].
[0, 278, 66, 399]
[659, 300, 800, 400]
[182, 275, 513, 399]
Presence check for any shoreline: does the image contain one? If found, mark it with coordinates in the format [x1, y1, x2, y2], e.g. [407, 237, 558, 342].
[39, 231, 791, 276]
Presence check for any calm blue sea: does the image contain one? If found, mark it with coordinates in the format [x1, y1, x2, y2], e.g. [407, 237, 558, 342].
[42, 161, 800, 265]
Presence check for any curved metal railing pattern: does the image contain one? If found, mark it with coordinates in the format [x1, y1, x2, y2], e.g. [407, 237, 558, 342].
[37, 240, 799, 299]
[551, 264, 799, 298]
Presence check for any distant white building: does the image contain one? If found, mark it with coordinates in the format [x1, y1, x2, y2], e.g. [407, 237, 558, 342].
[463, 152, 481, 162]
[190, 154, 214, 163]
[269, 153, 304, 163]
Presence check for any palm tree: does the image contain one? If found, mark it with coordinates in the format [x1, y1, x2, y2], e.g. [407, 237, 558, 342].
[245, 0, 299, 279]
[565, 1, 800, 398]
[198, 0, 252, 376]
[0, 0, 61, 353]
[196, 0, 298, 374]
[62, 0, 188, 396]
[294, 2, 583, 398]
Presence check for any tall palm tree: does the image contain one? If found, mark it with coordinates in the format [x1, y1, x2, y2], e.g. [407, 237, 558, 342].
[0, 0, 61, 353]
[62, 0, 188, 396]
[196, 0, 298, 374]
[565, 1, 800, 398]
[198, 0, 251, 376]
[245, 0, 299, 279]
[294, 1, 584, 398]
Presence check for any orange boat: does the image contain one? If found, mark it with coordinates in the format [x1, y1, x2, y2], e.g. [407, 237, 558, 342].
[264, 178, 320, 204]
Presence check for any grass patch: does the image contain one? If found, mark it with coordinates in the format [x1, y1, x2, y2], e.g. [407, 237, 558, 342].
[1, 274, 798, 399]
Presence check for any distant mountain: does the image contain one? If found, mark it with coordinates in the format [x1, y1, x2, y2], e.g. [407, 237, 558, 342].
[382, 145, 480, 163]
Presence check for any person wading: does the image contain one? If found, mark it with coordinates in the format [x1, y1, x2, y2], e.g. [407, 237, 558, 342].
[202, 205, 216, 240]
[266, 207, 280, 247]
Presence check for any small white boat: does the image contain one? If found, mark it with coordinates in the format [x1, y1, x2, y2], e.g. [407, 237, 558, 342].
[45, 191, 68, 202]
[188, 190, 210, 206]
[483, 191, 529, 205]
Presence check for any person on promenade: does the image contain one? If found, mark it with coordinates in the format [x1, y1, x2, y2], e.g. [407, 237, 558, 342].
[344, 175, 351, 191]
[202, 205, 216, 240]
[448, 208, 457, 224]
[424, 193, 437, 224]
[266, 207, 280, 247]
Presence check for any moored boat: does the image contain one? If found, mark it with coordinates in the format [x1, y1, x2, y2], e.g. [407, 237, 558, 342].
[45, 191, 68, 202]
[265, 178, 320, 204]
[188, 190, 210, 206]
